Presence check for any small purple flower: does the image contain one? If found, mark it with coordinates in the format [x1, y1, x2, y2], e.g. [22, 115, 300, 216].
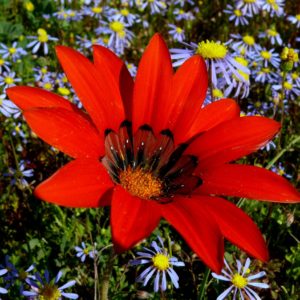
[75, 242, 97, 262]
[23, 270, 78, 299]
[130, 236, 185, 292]
[212, 257, 269, 300]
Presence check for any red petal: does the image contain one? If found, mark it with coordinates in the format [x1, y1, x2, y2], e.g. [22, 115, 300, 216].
[56, 46, 125, 134]
[182, 99, 240, 142]
[34, 159, 113, 207]
[93, 45, 134, 120]
[198, 164, 300, 202]
[24, 107, 104, 158]
[132, 33, 173, 134]
[111, 186, 161, 253]
[188, 116, 280, 170]
[161, 196, 224, 273]
[200, 196, 268, 261]
[6, 86, 78, 111]
[166, 55, 208, 143]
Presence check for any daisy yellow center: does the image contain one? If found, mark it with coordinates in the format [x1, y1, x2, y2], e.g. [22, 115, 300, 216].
[292, 72, 298, 80]
[267, 29, 278, 36]
[212, 88, 223, 98]
[278, 169, 285, 176]
[120, 167, 162, 199]
[152, 253, 169, 271]
[234, 9, 242, 16]
[44, 82, 53, 90]
[83, 248, 89, 255]
[39, 284, 61, 300]
[244, 0, 256, 3]
[296, 14, 300, 21]
[25, 1, 34, 11]
[234, 57, 249, 81]
[18, 270, 28, 280]
[176, 27, 183, 33]
[283, 81, 293, 90]
[4, 77, 14, 84]
[196, 41, 227, 59]
[262, 67, 270, 73]
[120, 9, 129, 16]
[92, 6, 102, 14]
[243, 35, 255, 46]
[69, 11, 75, 17]
[261, 50, 272, 60]
[110, 21, 124, 34]
[9, 47, 16, 54]
[0, 58, 4, 65]
[58, 87, 70, 96]
[38, 28, 49, 43]
[179, 9, 184, 14]
[231, 273, 248, 289]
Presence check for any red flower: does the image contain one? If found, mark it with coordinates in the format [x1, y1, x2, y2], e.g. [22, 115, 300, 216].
[7, 34, 300, 273]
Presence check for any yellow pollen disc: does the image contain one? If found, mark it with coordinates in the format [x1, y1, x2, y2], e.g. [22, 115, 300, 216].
[232, 273, 248, 289]
[9, 47, 16, 54]
[235, 56, 248, 67]
[39, 284, 62, 300]
[24, 1, 34, 11]
[261, 50, 272, 60]
[292, 72, 298, 80]
[234, 9, 242, 17]
[58, 87, 70, 96]
[120, 8, 129, 16]
[152, 253, 170, 271]
[120, 167, 162, 199]
[283, 81, 293, 90]
[44, 82, 52, 90]
[69, 11, 75, 17]
[0, 58, 4, 65]
[83, 248, 89, 255]
[262, 67, 270, 73]
[196, 40, 227, 59]
[92, 6, 102, 14]
[244, 0, 256, 3]
[4, 77, 14, 84]
[176, 27, 183, 33]
[179, 9, 184, 14]
[296, 14, 300, 21]
[243, 35, 255, 46]
[267, 29, 277, 36]
[38, 28, 49, 42]
[212, 88, 223, 98]
[278, 169, 285, 176]
[110, 21, 124, 33]
[267, 0, 275, 3]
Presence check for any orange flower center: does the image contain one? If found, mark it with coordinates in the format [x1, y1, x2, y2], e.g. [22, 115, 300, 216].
[120, 167, 162, 199]
[102, 121, 202, 202]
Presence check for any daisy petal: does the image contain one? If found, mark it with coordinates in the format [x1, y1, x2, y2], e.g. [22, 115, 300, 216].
[111, 186, 161, 253]
[23, 107, 104, 158]
[164, 55, 208, 142]
[247, 271, 266, 281]
[248, 282, 270, 289]
[183, 98, 240, 141]
[198, 164, 300, 202]
[56, 46, 125, 134]
[34, 159, 113, 207]
[189, 116, 280, 170]
[217, 286, 234, 300]
[132, 33, 173, 134]
[6, 86, 80, 111]
[161, 196, 224, 273]
[93, 45, 134, 120]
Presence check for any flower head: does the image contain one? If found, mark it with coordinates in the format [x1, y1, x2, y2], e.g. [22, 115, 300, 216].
[130, 236, 184, 292]
[212, 257, 269, 300]
[23, 270, 78, 300]
[7, 34, 300, 273]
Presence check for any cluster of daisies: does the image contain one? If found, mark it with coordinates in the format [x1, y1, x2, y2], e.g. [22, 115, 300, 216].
[0, 256, 78, 299]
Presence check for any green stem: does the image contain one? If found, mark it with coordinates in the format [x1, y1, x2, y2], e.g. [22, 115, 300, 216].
[277, 72, 287, 149]
[266, 135, 300, 170]
[100, 249, 116, 300]
[198, 267, 210, 300]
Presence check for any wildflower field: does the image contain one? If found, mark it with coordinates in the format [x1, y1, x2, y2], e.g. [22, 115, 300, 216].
[0, 0, 300, 299]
